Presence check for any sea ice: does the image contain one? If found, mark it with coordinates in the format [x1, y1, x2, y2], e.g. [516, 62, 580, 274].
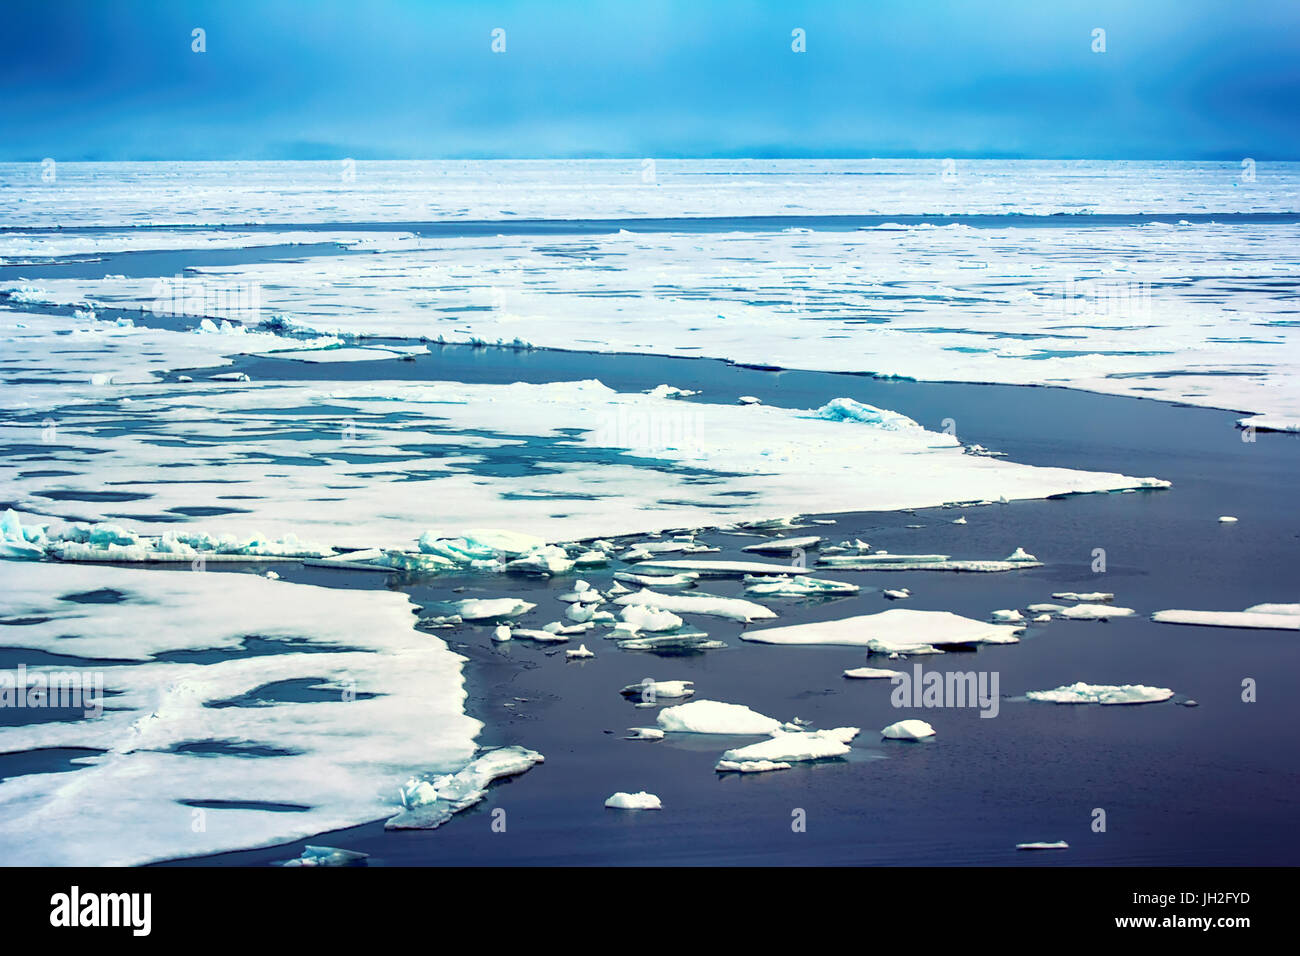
[844, 667, 905, 679]
[743, 575, 859, 597]
[717, 727, 859, 765]
[1025, 682, 1173, 705]
[743, 608, 1023, 650]
[614, 589, 777, 623]
[386, 746, 545, 829]
[881, 719, 936, 740]
[1151, 607, 1300, 630]
[605, 791, 662, 810]
[656, 700, 783, 735]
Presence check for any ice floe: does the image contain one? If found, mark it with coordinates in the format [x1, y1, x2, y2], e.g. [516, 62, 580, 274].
[614, 589, 777, 623]
[717, 727, 859, 766]
[620, 680, 695, 700]
[656, 700, 784, 735]
[881, 719, 936, 740]
[605, 791, 662, 810]
[0, 562, 483, 864]
[743, 575, 859, 598]
[743, 608, 1023, 652]
[1025, 683, 1173, 705]
[844, 667, 905, 679]
[279, 845, 370, 867]
[1151, 606, 1300, 630]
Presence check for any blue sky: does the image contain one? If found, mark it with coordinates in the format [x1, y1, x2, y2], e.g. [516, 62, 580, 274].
[3, 0, 1298, 160]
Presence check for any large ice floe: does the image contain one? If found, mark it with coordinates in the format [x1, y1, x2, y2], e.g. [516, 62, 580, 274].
[0, 562, 487, 865]
[1024, 683, 1174, 705]
[656, 700, 786, 735]
[742, 609, 1023, 654]
[1151, 605, 1300, 630]
[1, 306, 1170, 551]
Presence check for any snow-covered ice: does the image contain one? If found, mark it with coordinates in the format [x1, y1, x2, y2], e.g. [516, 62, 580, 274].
[743, 608, 1023, 651]
[605, 791, 662, 810]
[881, 720, 936, 740]
[1025, 683, 1174, 705]
[656, 700, 783, 735]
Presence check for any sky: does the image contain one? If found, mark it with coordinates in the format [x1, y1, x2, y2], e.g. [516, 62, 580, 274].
[2, 0, 1298, 161]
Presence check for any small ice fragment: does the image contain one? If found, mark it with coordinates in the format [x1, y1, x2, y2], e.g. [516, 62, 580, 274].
[1032, 614, 1052, 623]
[1051, 592, 1113, 602]
[715, 759, 792, 773]
[565, 644, 595, 659]
[1218, 516, 1238, 523]
[492, 625, 511, 643]
[719, 727, 858, 764]
[1005, 546, 1038, 563]
[952, 516, 967, 525]
[1016, 841, 1068, 851]
[737, 395, 761, 405]
[883, 588, 911, 600]
[991, 609, 1023, 622]
[263, 570, 280, 580]
[1057, 604, 1135, 620]
[605, 791, 661, 810]
[280, 845, 370, 867]
[624, 727, 665, 741]
[619, 679, 694, 699]
[881, 719, 936, 740]
[844, 667, 905, 679]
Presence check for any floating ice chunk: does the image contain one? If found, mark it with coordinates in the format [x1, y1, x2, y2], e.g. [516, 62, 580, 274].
[1057, 604, 1135, 620]
[844, 667, 905, 679]
[614, 570, 699, 588]
[509, 628, 570, 643]
[810, 397, 922, 432]
[1005, 546, 1038, 563]
[558, 581, 603, 603]
[656, 700, 782, 735]
[620, 680, 695, 699]
[738, 395, 761, 405]
[0, 509, 48, 560]
[952, 516, 968, 525]
[1218, 516, 1238, 523]
[741, 535, 821, 554]
[565, 644, 595, 659]
[1032, 614, 1052, 623]
[209, 371, 250, 382]
[438, 597, 535, 621]
[744, 575, 859, 597]
[506, 545, 575, 575]
[1016, 841, 1068, 851]
[1052, 592, 1114, 602]
[280, 845, 370, 867]
[633, 558, 801, 577]
[1025, 682, 1173, 705]
[1029, 603, 1067, 612]
[715, 759, 793, 773]
[615, 633, 725, 652]
[625, 728, 665, 741]
[992, 609, 1024, 622]
[615, 589, 777, 623]
[387, 745, 545, 830]
[883, 588, 911, 600]
[605, 791, 661, 810]
[613, 605, 685, 635]
[719, 727, 859, 765]
[744, 608, 1022, 650]
[646, 384, 698, 399]
[1151, 608, 1300, 630]
[820, 552, 948, 566]
[492, 625, 512, 643]
[881, 719, 935, 740]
